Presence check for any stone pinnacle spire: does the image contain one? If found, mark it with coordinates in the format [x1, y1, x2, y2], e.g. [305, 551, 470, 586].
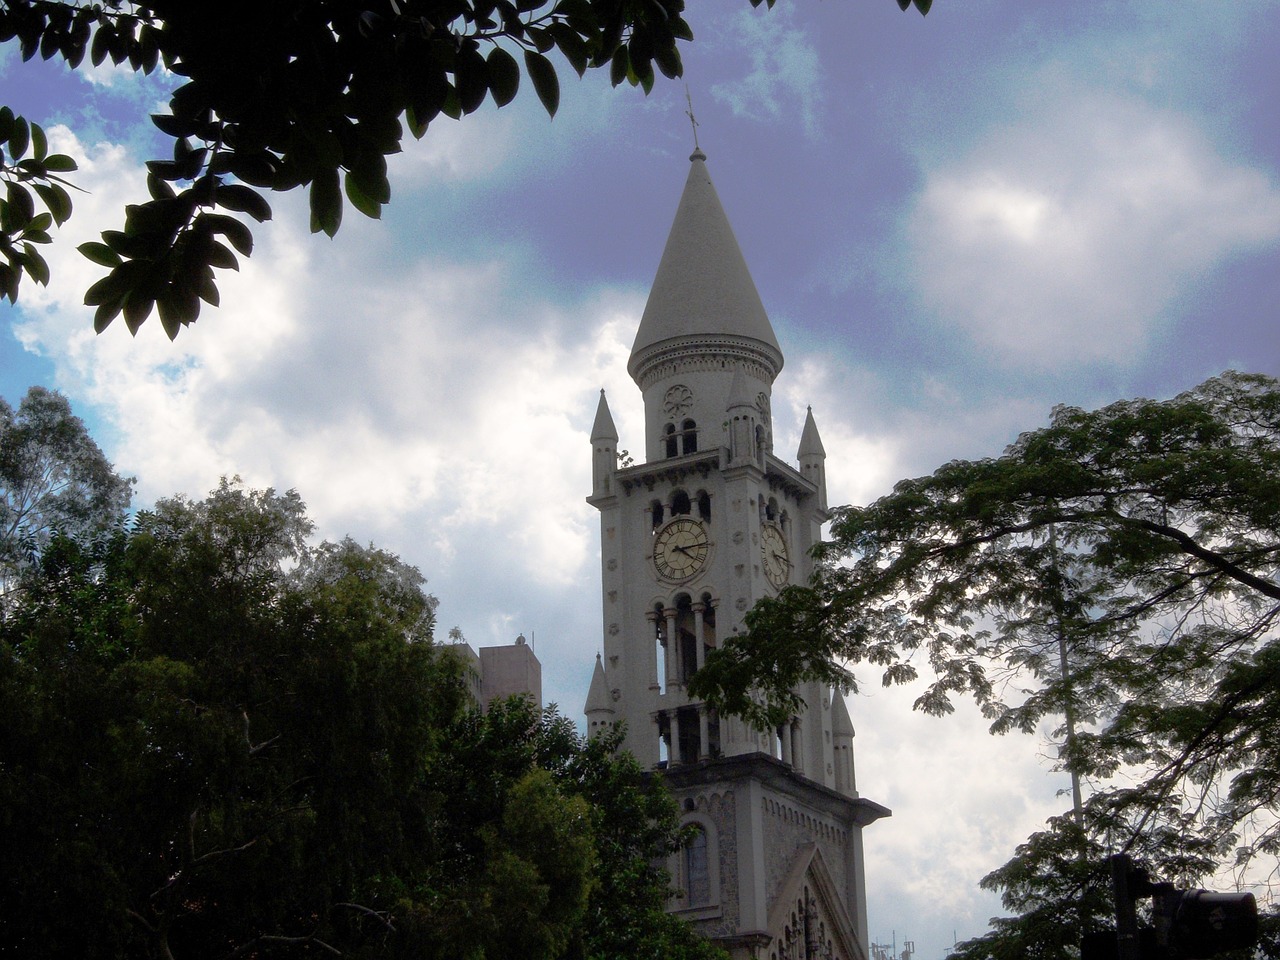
[590, 389, 618, 442]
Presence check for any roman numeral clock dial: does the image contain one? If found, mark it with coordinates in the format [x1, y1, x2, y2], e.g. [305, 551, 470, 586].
[653, 517, 710, 582]
[761, 522, 790, 589]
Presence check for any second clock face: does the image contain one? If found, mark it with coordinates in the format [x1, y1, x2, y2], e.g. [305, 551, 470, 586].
[653, 517, 710, 582]
[761, 523, 790, 588]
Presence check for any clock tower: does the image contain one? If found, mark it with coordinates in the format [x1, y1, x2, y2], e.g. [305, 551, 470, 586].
[585, 150, 889, 960]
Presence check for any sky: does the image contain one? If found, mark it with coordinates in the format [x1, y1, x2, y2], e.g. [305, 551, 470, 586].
[4, 2, 1280, 957]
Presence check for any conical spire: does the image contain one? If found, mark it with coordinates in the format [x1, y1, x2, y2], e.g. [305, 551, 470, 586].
[831, 688, 855, 739]
[797, 406, 826, 459]
[590, 389, 618, 442]
[727, 366, 755, 411]
[584, 653, 614, 716]
[628, 150, 782, 384]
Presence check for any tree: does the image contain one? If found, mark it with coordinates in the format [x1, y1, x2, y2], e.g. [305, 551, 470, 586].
[0, 477, 724, 959]
[0, 385, 133, 604]
[0, 0, 929, 339]
[690, 371, 1280, 956]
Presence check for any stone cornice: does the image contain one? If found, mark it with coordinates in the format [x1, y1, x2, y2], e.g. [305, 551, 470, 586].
[629, 334, 783, 390]
[764, 454, 819, 503]
[659, 752, 892, 827]
[616, 449, 723, 496]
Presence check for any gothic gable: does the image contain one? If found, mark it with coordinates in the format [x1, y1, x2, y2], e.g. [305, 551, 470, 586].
[766, 844, 865, 960]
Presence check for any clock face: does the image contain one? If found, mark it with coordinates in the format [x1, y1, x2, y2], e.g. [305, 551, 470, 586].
[653, 517, 710, 582]
[760, 523, 790, 588]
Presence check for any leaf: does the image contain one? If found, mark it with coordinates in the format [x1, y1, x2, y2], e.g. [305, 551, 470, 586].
[309, 168, 342, 238]
[455, 45, 489, 115]
[91, 22, 114, 66]
[151, 113, 193, 139]
[0, 262, 16, 303]
[34, 183, 72, 225]
[20, 244, 50, 285]
[653, 41, 682, 81]
[24, 212, 53, 235]
[214, 183, 272, 223]
[486, 47, 520, 108]
[609, 46, 629, 87]
[344, 172, 382, 220]
[9, 118, 29, 162]
[157, 289, 199, 340]
[122, 290, 155, 335]
[31, 122, 46, 163]
[93, 297, 123, 333]
[146, 173, 177, 201]
[547, 23, 589, 78]
[41, 154, 77, 173]
[524, 51, 560, 118]
[200, 213, 254, 256]
[78, 241, 123, 269]
[205, 240, 239, 270]
[7, 183, 35, 224]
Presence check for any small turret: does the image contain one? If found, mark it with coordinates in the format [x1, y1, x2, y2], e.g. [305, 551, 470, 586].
[797, 406, 828, 512]
[831, 688, 857, 797]
[584, 653, 615, 737]
[726, 367, 759, 466]
[590, 389, 619, 499]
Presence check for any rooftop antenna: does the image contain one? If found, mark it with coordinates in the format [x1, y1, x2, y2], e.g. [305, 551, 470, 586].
[684, 85, 701, 152]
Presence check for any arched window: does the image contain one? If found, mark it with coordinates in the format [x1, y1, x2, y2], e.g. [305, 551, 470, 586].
[765, 497, 778, 521]
[700, 591, 717, 650]
[676, 593, 697, 682]
[697, 490, 711, 521]
[665, 423, 679, 458]
[681, 418, 698, 454]
[672, 814, 720, 912]
[651, 499, 665, 529]
[683, 826, 711, 905]
[653, 602, 667, 695]
[671, 490, 691, 516]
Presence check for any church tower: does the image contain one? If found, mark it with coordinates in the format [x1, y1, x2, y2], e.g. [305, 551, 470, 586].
[585, 150, 889, 960]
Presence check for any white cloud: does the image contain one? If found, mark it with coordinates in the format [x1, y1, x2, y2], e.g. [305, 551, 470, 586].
[710, 7, 825, 139]
[11, 129, 647, 603]
[854, 679, 1071, 950]
[904, 93, 1280, 369]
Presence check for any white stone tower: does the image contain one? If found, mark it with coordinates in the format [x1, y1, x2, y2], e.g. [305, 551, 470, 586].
[585, 150, 888, 960]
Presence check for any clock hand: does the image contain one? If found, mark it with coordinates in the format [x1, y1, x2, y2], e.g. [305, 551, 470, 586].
[672, 544, 693, 556]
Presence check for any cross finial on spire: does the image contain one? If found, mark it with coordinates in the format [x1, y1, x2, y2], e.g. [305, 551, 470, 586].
[685, 85, 701, 152]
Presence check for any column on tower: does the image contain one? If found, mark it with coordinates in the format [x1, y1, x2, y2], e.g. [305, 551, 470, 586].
[663, 605, 679, 691]
[646, 608, 662, 692]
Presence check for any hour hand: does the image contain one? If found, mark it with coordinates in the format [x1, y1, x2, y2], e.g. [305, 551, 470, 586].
[672, 544, 692, 556]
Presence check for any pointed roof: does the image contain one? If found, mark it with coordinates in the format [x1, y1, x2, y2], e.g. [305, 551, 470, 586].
[628, 150, 783, 383]
[831, 688, 855, 739]
[727, 366, 755, 411]
[797, 405, 826, 459]
[584, 653, 614, 715]
[590, 389, 618, 442]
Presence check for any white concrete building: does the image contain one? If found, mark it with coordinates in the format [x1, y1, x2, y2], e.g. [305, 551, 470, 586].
[584, 149, 889, 960]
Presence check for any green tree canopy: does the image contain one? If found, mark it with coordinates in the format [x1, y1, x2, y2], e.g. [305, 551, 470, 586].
[0, 0, 929, 338]
[690, 371, 1280, 956]
[0, 385, 133, 603]
[1, 478, 724, 959]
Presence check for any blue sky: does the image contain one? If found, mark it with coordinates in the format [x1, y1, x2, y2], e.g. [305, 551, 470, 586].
[4, 2, 1280, 956]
